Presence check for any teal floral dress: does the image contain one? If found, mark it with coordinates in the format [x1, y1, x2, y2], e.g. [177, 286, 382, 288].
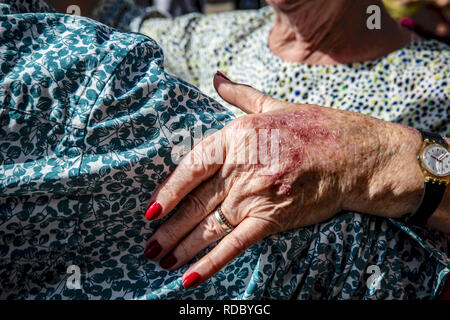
[0, 0, 448, 300]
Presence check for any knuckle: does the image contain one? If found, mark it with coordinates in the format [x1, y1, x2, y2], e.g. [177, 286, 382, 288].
[203, 253, 222, 274]
[159, 183, 178, 204]
[183, 193, 209, 219]
[228, 115, 248, 130]
[201, 216, 225, 241]
[227, 232, 247, 254]
[175, 240, 191, 259]
[160, 224, 180, 245]
[253, 94, 267, 113]
[226, 116, 258, 142]
[183, 148, 210, 176]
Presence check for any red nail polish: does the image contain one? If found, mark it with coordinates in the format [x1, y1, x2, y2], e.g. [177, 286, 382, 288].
[160, 252, 177, 269]
[400, 17, 416, 30]
[216, 71, 230, 82]
[145, 201, 162, 220]
[183, 272, 202, 289]
[144, 240, 162, 260]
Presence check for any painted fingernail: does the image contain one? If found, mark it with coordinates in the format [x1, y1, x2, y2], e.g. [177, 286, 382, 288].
[182, 272, 202, 289]
[400, 17, 415, 29]
[145, 201, 162, 220]
[160, 252, 177, 269]
[144, 240, 162, 260]
[216, 71, 230, 82]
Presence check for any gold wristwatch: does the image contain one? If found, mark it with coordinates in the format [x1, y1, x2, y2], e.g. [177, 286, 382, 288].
[406, 130, 449, 226]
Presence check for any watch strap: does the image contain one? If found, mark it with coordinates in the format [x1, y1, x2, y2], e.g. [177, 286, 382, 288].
[419, 130, 447, 146]
[406, 181, 446, 226]
[406, 130, 447, 226]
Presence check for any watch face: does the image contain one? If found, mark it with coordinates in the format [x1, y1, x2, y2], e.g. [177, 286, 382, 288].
[422, 144, 450, 177]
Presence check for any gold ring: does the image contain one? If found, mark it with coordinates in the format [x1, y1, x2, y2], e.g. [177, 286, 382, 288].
[214, 207, 234, 233]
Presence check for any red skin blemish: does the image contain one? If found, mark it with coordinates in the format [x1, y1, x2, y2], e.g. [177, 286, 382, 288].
[249, 108, 338, 195]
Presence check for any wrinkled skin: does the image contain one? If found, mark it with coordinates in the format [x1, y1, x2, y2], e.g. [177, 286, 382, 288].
[143, 72, 439, 289]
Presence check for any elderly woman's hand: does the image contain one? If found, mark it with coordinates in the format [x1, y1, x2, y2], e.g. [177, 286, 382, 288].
[143, 72, 426, 289]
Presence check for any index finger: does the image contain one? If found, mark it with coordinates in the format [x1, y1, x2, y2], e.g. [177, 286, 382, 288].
[181, 216, 274, 289]
[144, 129, 225, 220]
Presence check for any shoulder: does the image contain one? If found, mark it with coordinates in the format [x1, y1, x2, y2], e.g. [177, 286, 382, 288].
[2, 10, 162, 66]
[194, 6, 273, 40]
[139, 6, 273, 43]
[0, 10, 162, 126]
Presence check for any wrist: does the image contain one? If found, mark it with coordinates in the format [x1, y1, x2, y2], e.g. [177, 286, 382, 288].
[351, 123, 424, 218]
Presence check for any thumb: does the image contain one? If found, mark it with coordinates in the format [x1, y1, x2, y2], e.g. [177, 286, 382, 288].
[213, 71, 281, 114]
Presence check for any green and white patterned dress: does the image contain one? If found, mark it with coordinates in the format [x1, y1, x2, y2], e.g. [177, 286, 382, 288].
[0, 0, 448, 300]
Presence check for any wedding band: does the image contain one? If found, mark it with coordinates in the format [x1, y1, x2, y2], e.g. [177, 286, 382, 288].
[214, 207, 234, 233]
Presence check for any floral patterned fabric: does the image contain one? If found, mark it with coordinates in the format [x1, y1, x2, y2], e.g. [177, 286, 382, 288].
[0, 0, 448, 300]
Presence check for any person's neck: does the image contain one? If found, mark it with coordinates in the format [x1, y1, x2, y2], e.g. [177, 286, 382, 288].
[268, 0, 416, 65]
